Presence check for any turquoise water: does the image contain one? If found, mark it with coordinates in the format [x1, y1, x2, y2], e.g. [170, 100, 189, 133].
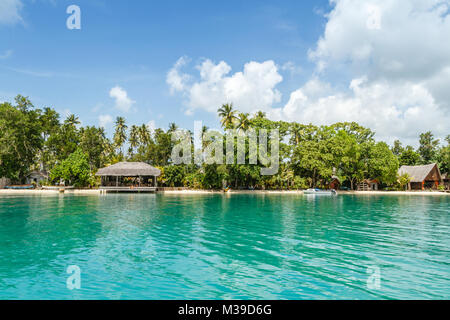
[0, 193, 448, 300]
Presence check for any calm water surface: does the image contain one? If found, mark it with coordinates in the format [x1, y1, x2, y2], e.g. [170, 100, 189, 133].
[0, 194, 448, 299]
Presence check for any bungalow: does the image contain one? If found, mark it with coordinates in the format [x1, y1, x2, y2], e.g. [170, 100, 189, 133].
[398, 163, 442, 190]
[443, 173, 449, 190]
[96, 162, 161, 193]
[357, 179, 379, 191]
[25, 171, 48, 186]
[329, 175, 341, 190]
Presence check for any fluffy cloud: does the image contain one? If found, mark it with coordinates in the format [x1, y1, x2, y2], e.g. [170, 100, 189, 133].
[167, 59, 283, 115]
[272, 78, 449, 145]
[167, 0, 450, 142]
[309, 0, 450, 110]
[0, 0, 23, 25]
[109, 86, 135, 112]
[166, 56, 190, 93]
[99, 114, 113, 128]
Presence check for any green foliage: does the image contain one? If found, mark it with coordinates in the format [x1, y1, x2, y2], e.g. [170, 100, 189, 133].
[0, 96, 43, 181]
[163, 165, 185, 187]
[367, 142, 399, 186]
[50, 148, 92, 187]
[2, 94, 448, 192]
[418, 131, 440, 164]
[113, 116, 128, 156]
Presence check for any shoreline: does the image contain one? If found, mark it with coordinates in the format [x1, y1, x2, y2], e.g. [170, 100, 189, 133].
[0, 189, 448, 196]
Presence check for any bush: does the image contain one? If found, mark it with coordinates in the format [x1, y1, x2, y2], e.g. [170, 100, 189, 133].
[50, 148, 92, 187]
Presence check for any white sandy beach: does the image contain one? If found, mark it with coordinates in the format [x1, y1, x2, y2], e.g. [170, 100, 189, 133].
[0, 189, 448, 196]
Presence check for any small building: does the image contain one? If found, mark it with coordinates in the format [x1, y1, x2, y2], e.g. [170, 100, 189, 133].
[96, 162, 161, 192]
[25, 171, 48, 186]
[329, 175, 341, 190]
[398, 163, 442, 190]
[358, 179, 379, 191]
[442, 173, 449, 190]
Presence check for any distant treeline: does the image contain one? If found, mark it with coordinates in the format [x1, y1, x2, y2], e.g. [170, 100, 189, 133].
[0, 96, 448, 189]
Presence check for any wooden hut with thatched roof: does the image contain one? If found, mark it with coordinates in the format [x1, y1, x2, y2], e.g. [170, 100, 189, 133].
[442, 172, 449, 190]
[96, 162, 161, 192]
[398, 163, 442, 190]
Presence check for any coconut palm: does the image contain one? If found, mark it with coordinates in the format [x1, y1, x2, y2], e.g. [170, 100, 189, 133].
[237, 113, 251, 132]
[168, 122, 178, 133]
[255, 111, 266, 119]
[290, 123, 303, 145]
[217, 103, 237, 129]
[128, 125, 140, 156]
[113, 116, 128, 156]
[138, 124, 151, 146]
[64, 114, 80, 127]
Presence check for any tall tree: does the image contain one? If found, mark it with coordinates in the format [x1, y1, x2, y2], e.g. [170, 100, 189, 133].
[237, 113, 250, 132]
[128, 125, 140, 157]
[0, 98, 43, 181]
[418, 131, 439, 164]
[113, 117, 128, 157]
[218, 103, 237, 129]
[64, 114, 80, 127]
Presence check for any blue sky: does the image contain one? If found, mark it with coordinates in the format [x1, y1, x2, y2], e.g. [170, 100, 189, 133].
[1, 0, 449, 145]
[0, 0, 330, 130]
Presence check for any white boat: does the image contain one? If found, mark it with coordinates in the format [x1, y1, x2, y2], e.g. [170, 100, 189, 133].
[304, 188, 337, 195]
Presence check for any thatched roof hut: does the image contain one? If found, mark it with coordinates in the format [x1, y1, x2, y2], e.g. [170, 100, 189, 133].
[96, 162, 161, 177]
[398, 163, 442, 190]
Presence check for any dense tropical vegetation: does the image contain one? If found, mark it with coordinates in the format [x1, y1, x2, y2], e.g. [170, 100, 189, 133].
[0, 95, 449, 189]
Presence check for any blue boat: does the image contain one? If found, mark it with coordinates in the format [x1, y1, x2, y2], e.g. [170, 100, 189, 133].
[4, 185, 34, 190]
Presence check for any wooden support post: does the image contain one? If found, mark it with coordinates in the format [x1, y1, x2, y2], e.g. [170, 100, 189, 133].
[116, 176, 119, 187]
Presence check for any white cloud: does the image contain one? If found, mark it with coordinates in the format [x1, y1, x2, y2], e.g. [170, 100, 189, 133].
[99, 114, 113, 128]
[0, 0, 23, 25]
[166, 56, 190, 93]
[280, 61, 302, 76]
[109, 86, 135, 112]
[166, 0, 450, 142]
[309, 0, 450, 109]
[168, 58, 283, 115]
[146, 120, 156, 133]
[272, 78, 449, 145]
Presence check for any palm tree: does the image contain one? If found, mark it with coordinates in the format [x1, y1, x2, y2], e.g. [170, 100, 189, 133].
[237, 113, 250, 132]
[217, 103, 237, 129]
[168, 122, 178, 133]
[255, 111, 266, 119]
[290, 123, 303, 145]
[129, 125, 140, 156]
[64, 114, 80, 127]
[113, 116, 128, 156]
[201, 125, 209, 150]
[138, 124, 151, 146]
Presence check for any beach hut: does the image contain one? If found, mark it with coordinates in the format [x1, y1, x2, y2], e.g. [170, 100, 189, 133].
[398, 163, 442, 190]
[442, 173, 449, 190]
[96, 162, 161, 192]
[329, 175, 341, 190]
[25, 171, 48, 186]
[357, 179, 379, 191]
